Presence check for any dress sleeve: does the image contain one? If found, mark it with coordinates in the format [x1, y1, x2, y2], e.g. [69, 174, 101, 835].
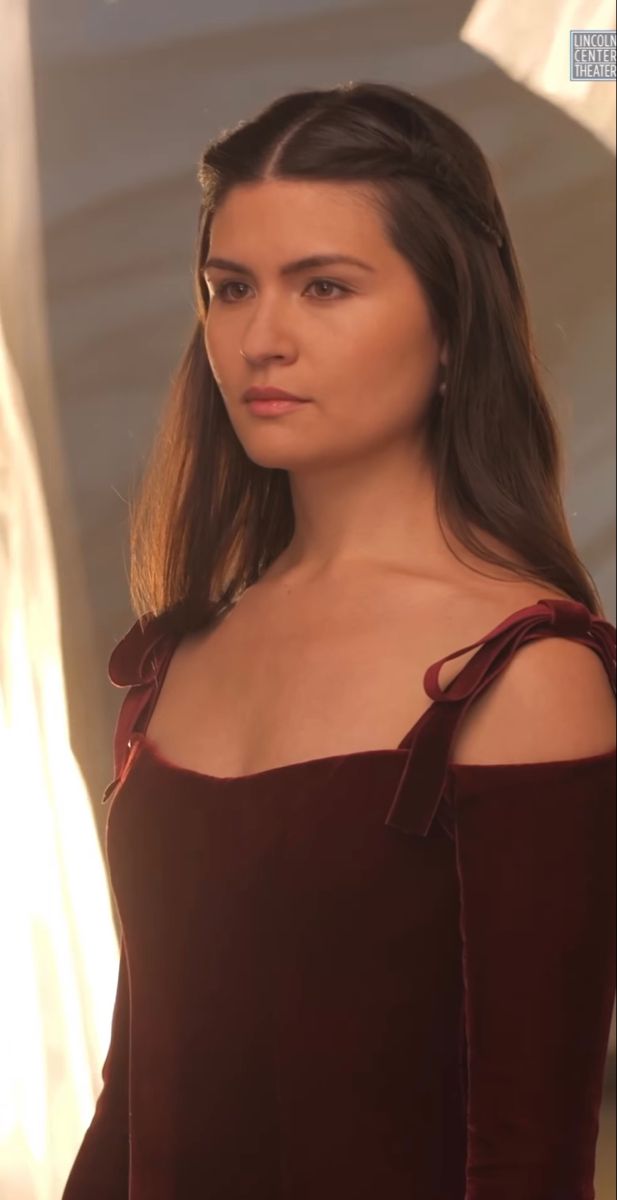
[62, 609, 177, 1198]
[383, 596, 616, 1195]
[450, 750, 616, 1199]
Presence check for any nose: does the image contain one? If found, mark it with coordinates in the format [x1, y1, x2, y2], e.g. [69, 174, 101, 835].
[239, 301, 298, 366]
[240, 345, 292, 365]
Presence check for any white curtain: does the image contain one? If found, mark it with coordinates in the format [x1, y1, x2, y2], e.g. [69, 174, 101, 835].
[0, 3, 119, 1197]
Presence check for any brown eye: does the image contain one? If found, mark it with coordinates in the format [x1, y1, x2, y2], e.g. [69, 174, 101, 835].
[305, 279, 350, 299]
[214, 281, 250, 302]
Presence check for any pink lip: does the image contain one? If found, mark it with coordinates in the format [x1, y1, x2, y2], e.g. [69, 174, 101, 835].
[243, 386, 312, 403]
[245, 397, 311, 416]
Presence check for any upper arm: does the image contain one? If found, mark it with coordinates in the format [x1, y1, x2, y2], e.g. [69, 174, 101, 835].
[450, 742, 616, 1193]
[450, 636, 617, 767]
[444, 615, 616, 1192]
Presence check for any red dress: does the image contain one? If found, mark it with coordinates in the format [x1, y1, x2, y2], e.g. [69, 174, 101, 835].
[62, 597, 616, 1199]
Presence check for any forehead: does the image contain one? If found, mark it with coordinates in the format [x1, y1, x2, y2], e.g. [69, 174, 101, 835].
[208, 179, 389, 254]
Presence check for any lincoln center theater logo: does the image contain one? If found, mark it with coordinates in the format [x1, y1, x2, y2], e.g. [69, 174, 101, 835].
[570, 29, 616, 81]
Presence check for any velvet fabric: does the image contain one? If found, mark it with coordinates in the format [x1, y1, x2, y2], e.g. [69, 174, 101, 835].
[62, 598, 616, 1199]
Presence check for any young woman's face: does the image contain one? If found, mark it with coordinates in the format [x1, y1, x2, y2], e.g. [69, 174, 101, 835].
[203, 179, 446, 468]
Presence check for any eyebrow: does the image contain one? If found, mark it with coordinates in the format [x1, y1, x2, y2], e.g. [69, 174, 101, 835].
[202, 253, 376, 278]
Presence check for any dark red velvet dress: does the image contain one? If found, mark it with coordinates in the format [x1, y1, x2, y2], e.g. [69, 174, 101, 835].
[62, 597, 616, 1200]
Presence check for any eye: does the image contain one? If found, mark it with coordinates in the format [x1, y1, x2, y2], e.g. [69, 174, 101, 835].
[304, 278, 350, 300]
[211, 277, 351, 303]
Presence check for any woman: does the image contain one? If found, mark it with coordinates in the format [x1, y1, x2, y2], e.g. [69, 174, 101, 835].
[63, 82, 616, 1198]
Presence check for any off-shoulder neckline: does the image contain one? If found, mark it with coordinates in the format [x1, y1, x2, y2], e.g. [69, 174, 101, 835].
[126, 727, 616, 789]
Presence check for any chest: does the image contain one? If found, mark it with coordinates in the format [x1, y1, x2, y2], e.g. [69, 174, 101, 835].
[143, 595, 488, 778]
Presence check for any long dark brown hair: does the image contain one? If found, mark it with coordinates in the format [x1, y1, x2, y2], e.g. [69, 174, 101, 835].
[128, 81, 606, 631]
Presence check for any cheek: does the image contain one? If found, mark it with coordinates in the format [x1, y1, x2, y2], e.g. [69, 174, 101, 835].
[203, 320, 232, 393]
[330, 310, 440, 432]
[203, 319, 219, 368]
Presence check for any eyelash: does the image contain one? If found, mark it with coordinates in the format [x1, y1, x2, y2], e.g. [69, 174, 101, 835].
[211, 277, 351, 303]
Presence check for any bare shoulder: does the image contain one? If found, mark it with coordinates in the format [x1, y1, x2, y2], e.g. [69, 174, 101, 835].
[450, 584, 616, 766]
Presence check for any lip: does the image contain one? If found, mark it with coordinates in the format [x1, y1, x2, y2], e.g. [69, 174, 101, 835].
[243, 386, 312, 404]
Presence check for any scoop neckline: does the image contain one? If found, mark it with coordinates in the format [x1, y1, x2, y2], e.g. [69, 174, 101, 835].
[126, 728, 616, 789]
[131, 729, 412, 785]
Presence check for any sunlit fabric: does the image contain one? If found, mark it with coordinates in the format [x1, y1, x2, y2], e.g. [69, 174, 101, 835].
[0, 311, 120, 1200]
[461, 0, 616, 152]
[0, 4, 120, 1193]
